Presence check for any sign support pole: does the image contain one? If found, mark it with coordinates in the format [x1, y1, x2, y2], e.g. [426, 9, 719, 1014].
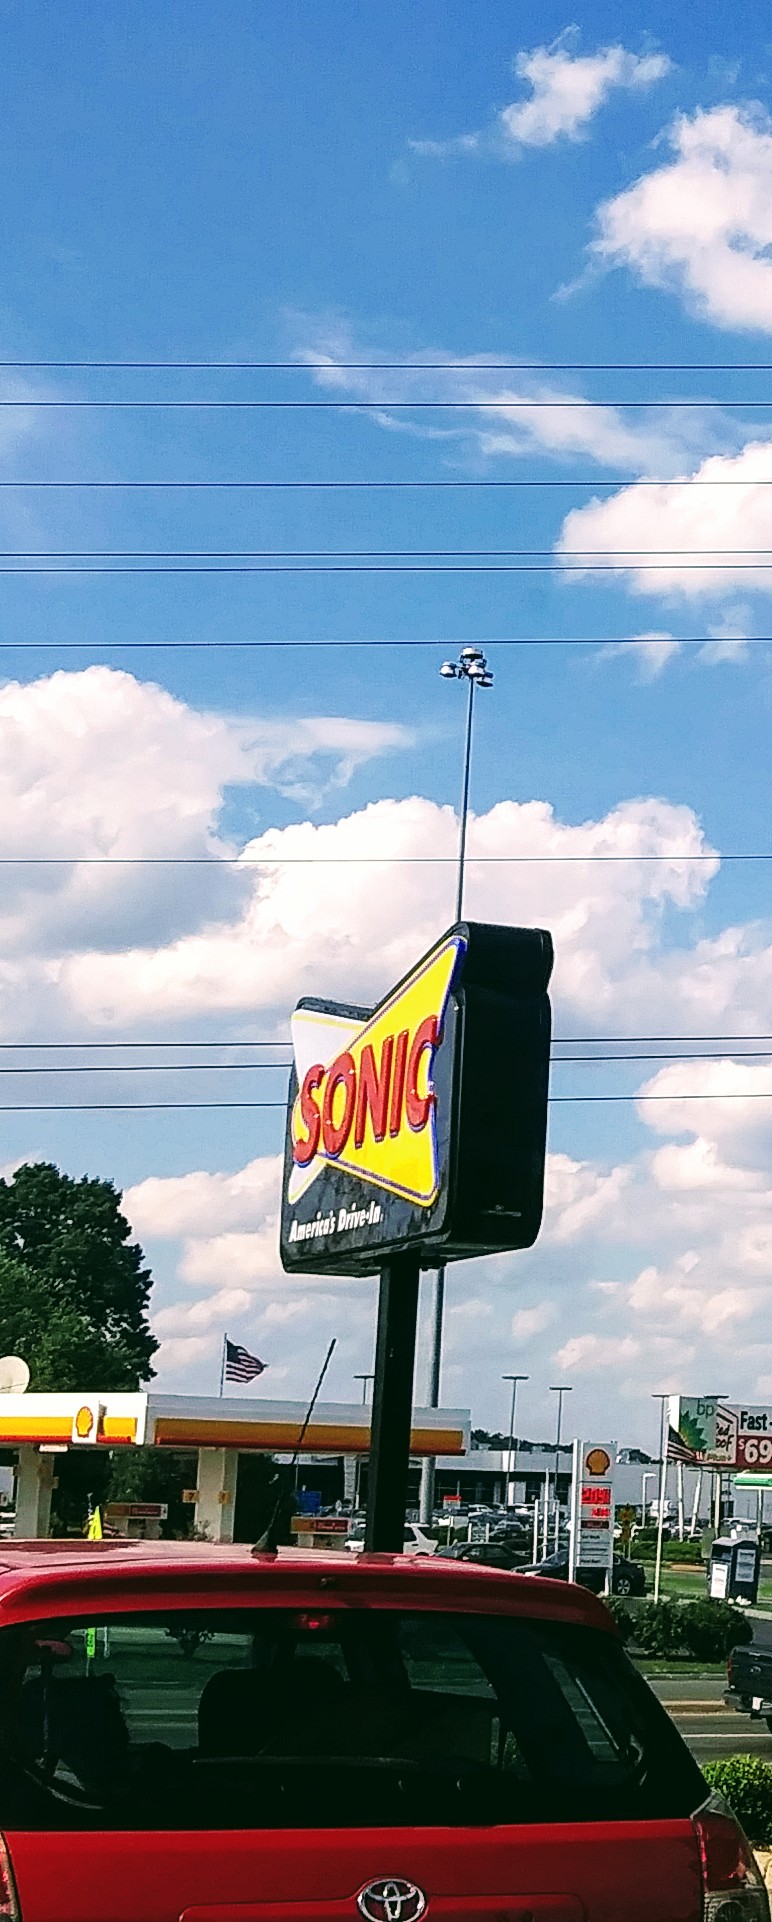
[653, 1394, 670, 1604]
[365, 1255, 420, 1552]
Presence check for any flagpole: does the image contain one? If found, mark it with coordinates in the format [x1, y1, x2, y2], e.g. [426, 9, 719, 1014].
[219, 1333, 227, 1399]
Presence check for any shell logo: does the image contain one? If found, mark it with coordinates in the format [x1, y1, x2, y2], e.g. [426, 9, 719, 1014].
[585, 1447, 611, 1476]
[74, 1405, 95, 1440]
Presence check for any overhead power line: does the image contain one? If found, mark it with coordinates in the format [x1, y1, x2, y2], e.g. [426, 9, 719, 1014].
[3, 546, 772, 558]
[0, 635, 763, 652]
[2, 561, 771, 573]
[7, 395, 772, 409]
[0, 1049, 770, 1074]
[5, 358, 772, 369]
[0, 1031, 768, 1050]
[1, 1091, 771, 1112]
[3, 478, 772, 489]
[0, 851, 751, 865]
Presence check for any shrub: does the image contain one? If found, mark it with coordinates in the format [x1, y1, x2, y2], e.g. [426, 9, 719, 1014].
[630, 1596, 751, 1661]
[633, 1534, 703, 1563]
[664, 1538, 703, 1564]
[604, 1596, 635, 1644]
[634, 1598, 686, 1657]
[681, 1599, 752, 1663]
[703, 1758, 772, 1845]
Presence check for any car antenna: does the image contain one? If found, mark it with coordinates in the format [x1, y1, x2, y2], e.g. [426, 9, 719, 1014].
[252, 1336, 337, 1554]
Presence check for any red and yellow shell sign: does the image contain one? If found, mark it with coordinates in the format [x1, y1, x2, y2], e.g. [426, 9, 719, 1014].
[289, 932, 462, 1209]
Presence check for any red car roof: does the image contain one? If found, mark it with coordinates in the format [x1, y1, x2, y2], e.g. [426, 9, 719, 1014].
[0, 1539, 615, 1633]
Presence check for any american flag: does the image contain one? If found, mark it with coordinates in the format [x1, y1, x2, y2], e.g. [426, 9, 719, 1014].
[225, 1338, 266, 1385]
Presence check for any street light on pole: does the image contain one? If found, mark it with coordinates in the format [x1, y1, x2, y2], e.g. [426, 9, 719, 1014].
[549, 1385, 572, 1552]
[641, 1470, 655, 1526]
[353, 1373, 375, 1514]
[418, 647, 494, 1530]
[502, 1375, 528, 1507]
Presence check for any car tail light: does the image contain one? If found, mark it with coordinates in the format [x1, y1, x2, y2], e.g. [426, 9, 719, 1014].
[693, 1793, 770, 1921]
[0, 1835, 19, 1920]
[727, 1654, 735, 1685]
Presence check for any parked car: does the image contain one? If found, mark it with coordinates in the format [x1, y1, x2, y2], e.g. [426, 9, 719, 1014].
[524, 1546, 647, 1596]
[0, 1536, 753, 1922]
[725, 1642, 772, 1732]
[346, 1519, 438, 1556]
[488, 1520, 533, 1549]
[436, 1539, 530, 1571]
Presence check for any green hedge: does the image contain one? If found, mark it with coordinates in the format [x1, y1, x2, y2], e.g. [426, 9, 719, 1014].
[632, 1535, 703, 1564]
[602, 1595, 752, 1661]
[703, 1758, 772, 1846]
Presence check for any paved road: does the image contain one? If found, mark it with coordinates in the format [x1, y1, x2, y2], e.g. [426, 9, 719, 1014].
[652, 1673, 772, 1764]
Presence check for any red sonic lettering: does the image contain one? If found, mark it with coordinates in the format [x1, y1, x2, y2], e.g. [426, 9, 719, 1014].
[405, 1015, 441, 1130]
[293, 1063, 325, 1166]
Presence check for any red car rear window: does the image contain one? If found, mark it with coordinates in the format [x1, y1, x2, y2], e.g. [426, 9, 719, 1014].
[0, 1607, 703, 1830]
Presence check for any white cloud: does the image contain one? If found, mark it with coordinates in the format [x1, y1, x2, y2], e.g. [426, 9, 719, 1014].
[126, 1156, 281, 1239]
[558, 439, 772, 600]
[410, 33, 670, 158]
[555, 1332, 641, 1372]
[511, 1302, 557, 1343]
[0, 666, 409, 1029]
[501, 38, 670, 149]
[542, 1153, 631, 1243]
[594, 104, 772, 333]
[598, 634, 681, 679]
[637, 1056, 772, 1147]
[56, 792, 719, 1031]
[297, 324, 700, 477]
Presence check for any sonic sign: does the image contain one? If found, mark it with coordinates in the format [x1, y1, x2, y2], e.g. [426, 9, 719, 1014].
[280, 921, 553, 1277]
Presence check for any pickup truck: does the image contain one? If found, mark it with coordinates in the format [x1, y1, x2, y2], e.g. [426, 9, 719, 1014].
[725, 1642, 772, 1729]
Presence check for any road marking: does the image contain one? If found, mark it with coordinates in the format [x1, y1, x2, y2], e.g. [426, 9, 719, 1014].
[665, 1707, 731, 1715]
[687, 1737, 772, 1752]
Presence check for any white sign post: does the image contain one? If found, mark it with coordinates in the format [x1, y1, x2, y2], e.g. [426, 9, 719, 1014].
[569, 1441, 615, 1589]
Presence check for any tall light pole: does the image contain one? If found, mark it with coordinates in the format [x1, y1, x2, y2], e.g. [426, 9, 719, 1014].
[353, 1373, 375, 1513]
[652, 1393, 671, 1604]
[548, 1384, 572, 1552]
[418, 647, 494, 1528]
[641, 1470, 655, 1524]
[502, 1374, 528, 1507]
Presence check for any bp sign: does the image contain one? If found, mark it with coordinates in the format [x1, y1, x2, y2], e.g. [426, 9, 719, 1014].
[280, 921, 552, 1277]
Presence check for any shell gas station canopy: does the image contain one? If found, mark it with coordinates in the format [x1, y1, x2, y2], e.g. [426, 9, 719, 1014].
[0, 1392, 470, 1542]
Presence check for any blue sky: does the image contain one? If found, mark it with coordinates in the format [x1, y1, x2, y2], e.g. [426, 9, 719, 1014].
[2, 2, 772, 1447]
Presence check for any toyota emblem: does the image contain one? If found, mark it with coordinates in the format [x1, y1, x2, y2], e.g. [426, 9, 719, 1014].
[356, 1879, 427, 1922]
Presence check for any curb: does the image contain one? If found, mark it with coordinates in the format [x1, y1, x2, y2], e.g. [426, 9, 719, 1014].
[755, 1851, 772, 1888]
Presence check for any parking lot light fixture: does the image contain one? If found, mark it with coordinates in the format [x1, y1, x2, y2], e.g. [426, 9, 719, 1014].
[549, 1385, 572, 1552]
[418, 644, 494, 1529]
[502, 1375, 528, 1504]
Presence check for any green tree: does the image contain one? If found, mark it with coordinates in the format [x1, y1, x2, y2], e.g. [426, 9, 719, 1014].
[0, 1162, 157, 1390]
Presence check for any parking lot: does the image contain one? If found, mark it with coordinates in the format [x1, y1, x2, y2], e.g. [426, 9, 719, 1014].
[652, 1674, 772, 1764]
